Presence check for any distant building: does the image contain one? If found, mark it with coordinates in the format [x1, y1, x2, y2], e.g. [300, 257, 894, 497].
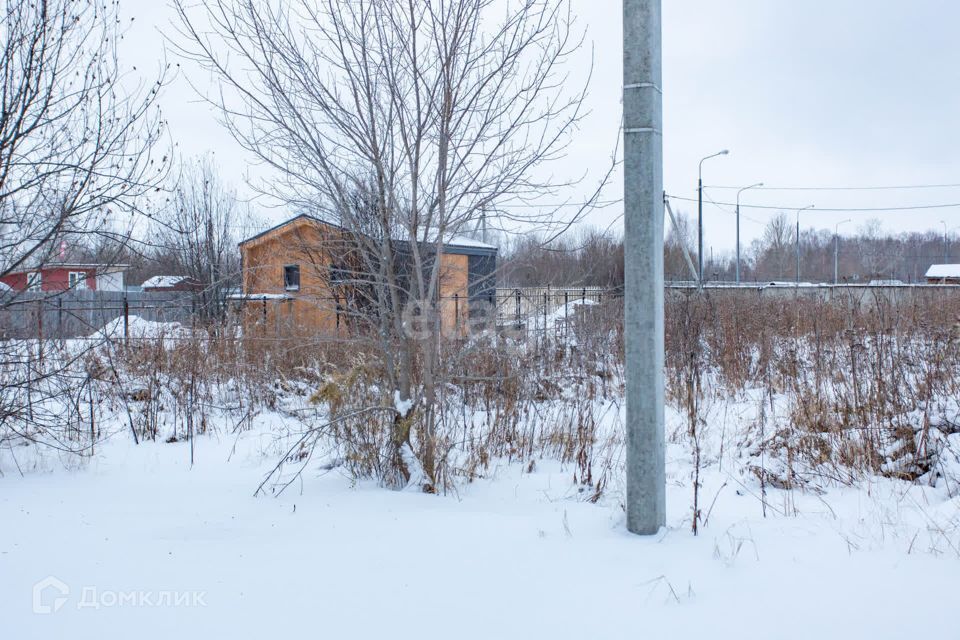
[141, 275, 204, 292]
[236, 214, 497, 336]
[0, 263, 127, 292]
[924, 264, 960, 284]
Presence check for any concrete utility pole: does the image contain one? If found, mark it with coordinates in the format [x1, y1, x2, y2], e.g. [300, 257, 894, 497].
[735, 182, 762, 284]
[941, 220, 949, 263]
[834, 219, 850, 284]
[623, 0, 665, 535]
[698, 150, 729, 282]
[795, 205, 814, 283]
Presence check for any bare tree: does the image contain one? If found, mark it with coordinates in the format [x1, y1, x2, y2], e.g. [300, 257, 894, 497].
[500, 226, 624, 287]
[856, 218, 890, 280]
[152, 156, 246, 321]
[0, 0, 168, 452]
[173, 0, 606, 487]
[750, 212, 794, 281]
[664, 210, 696, 282]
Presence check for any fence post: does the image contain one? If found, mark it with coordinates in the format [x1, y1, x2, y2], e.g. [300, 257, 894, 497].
[188, 372, 195, 467]
[36, 298, 43, 366]
[335, 293, 341, 335]
[515, 288, 521, 331]
[123, 295, 129, 346]
[57, 296, 63, 338]
[454, 293, 459, 335]
[88, 376, 96, 456]
[543, 291, 548, 331]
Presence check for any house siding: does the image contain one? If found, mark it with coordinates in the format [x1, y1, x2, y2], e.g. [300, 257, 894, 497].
[438, 252, 469, 335]
[240, 218, 342, 336]
[0, 272, 28, 290]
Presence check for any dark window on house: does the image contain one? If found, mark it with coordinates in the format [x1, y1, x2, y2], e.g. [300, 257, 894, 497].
[329, 263, 349, 286]
[283, 264, 300, 291]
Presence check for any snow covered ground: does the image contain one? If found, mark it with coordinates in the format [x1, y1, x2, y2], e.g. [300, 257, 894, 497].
[3, 420, 959, 639]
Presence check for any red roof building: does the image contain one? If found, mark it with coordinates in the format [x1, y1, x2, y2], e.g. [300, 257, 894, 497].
[0, 264, 127, 293]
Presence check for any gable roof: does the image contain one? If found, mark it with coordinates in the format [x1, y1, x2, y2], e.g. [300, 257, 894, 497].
[142, 275, 188, 289]
[239, 214, 497, 257]
[925, 264, 960, 279]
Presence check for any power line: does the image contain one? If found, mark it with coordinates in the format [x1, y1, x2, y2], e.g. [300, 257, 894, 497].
[497, 199, 622, 209]
[703, 182, 960, 192]
[666, 194, 960, 213]
[700, 192, 767, 226]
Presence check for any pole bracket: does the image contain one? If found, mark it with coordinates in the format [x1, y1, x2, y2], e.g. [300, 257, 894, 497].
[624, 82, 663, 94]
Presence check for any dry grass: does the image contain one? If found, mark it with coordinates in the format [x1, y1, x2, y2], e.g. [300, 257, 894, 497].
[667, 289, 960, 492]
[27, 288, 960, 503]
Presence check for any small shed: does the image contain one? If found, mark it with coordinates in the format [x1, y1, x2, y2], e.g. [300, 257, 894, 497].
[141, 275, 204, 292]
[924, 264, 960, 284]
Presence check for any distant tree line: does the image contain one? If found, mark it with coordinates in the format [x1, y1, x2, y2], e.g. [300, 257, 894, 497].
[500, 212, 955, 287]
[498, 227, 624, 288]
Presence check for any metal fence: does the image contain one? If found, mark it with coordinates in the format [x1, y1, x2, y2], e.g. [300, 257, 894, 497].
[492, 286, 612, 331]
[5, 283, 958, 343]
[0, 290, 199, 339]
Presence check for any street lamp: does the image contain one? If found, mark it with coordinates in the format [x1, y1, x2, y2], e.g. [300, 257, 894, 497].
[735, 182, 763, 284]
[795, 204, 815, 283]
[698, 149, 729, 282]
[834, 219, 851, 284]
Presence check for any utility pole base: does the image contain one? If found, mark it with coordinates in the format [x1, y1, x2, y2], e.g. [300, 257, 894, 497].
[623, 0, 666, 535]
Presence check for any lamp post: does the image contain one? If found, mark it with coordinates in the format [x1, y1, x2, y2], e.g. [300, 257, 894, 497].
[795, 204, 814, 283]
[735, 182, 763, 284]
[698, 149, 729, 282]
[834, 218, 851, 284]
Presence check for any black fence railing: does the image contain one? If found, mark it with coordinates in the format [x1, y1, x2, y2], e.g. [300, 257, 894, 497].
[489, 286, 610, 330]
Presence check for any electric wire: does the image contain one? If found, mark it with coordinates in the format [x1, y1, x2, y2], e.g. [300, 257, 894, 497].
[666, 194, 960, 213]
[703, 182, 960, 192]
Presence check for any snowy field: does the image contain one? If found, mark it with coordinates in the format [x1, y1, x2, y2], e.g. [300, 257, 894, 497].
[3, 421, 959, 640]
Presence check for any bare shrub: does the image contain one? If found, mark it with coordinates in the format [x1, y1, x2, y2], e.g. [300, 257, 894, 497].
[10, 282, 960, 525]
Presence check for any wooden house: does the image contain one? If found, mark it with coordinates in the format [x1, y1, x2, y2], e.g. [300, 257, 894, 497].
[235, 215, 497, 337]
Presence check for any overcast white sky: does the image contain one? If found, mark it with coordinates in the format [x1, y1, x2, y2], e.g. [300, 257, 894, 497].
[123, 1, 960, 254]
